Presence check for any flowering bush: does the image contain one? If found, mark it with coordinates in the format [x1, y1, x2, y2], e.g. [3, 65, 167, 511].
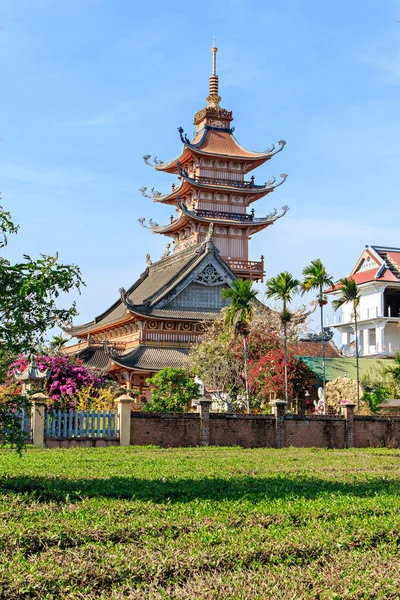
[9, 355, 105, 410]
[248, 349, 311, 403]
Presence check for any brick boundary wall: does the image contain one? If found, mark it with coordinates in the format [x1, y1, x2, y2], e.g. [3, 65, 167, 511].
[129, 403, 400, 449]
[28, 396, 400, 449]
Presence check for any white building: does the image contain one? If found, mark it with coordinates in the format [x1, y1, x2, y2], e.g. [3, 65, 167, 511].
[328, 245, 400, 357]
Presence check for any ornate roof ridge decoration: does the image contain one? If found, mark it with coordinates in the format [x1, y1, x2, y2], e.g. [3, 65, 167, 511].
[176, 196, 289, 225]
[193, 106, 233, 125]
[143, 155, 164, 168]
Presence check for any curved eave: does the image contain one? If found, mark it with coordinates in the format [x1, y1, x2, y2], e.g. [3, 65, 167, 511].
[154, 146, 193, 174]
[153, 180, 192, 205]
[68, 314, 134, 339]
[150, 211, 191, 235]
[173, 198, 289, 230]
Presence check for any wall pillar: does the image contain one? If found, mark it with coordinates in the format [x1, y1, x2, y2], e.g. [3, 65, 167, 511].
[116, 394, 134, 446]
[270, 400, 287, 448]
[199, 399, 212, 446]
[363, 329, 369, 355]
[30, 393, 47, 446]
[376, 325, 385, 353]
[341, 402, 355, 449]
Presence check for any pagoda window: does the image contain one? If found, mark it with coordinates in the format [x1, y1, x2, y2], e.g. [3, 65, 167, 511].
[168, 283, 230, 309]
[216, 161, 227, 169]
[232, 195, 243, 203]
[230, 162, 241, 170]
[201, 158, 213, 167]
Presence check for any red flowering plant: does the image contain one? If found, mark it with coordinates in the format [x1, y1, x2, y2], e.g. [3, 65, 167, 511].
[248, 349, 311, 407]
[8, 355, 105, 410]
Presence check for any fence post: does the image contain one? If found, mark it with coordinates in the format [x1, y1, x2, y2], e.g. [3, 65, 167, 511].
[116, 394, 133, 446]
[30, 393, 47, 446]
[341, 402, 355, 449]
[270, 400, 287, 448]
[199, 399, 212, 447]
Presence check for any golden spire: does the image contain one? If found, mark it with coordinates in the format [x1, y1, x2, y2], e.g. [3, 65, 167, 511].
[206, 39, 221, 107]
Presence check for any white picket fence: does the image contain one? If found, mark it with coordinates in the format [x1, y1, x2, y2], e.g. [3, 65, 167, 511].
[45, 409, 119, 439]
[15, 408, 31, 436]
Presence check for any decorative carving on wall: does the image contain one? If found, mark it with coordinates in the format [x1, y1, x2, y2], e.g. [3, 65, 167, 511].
[146, 254, 152, 267]
[194, 264, 225, 286]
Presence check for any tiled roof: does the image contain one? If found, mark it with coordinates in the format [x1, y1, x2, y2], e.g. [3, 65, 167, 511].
[327, 267, 398, 292]
[77, 346, 113, 372]
[295, 341, 340, 358]
[66, 242, 234, 336]
[196, 130, 268, 158]
[111, 345, 189, 371]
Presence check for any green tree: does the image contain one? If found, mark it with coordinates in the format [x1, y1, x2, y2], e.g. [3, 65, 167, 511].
[362, 386, 390, 414]
[265, 272, 301, 404]
[189, 318, 244, 412]
[382, 352, 400, 388]
[332, 278, 361, 411]
[302, 258, 334, 411]
[0, 205, 84, 450]
[222, 279, 259, 413]
[144, 368, 200, 413]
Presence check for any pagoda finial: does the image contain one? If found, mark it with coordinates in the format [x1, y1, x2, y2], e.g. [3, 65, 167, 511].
[207, 40, 221, 107]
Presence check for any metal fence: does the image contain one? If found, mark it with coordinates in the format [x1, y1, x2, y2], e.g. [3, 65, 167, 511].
[45, 410, 119, 439]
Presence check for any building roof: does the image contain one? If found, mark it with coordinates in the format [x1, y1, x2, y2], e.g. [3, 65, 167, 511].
[153, 128, 285, 175]
[295, 341, 340, 358]
[298, 356, 396, 382]
[109, 345, 189, 372]
[327, 245, 400, 292]
[77, 345, 114, 372]
[65, 240, 235, 337]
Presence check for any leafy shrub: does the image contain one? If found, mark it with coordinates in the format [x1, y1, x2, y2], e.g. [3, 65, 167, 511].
[144, 368, 200, 412]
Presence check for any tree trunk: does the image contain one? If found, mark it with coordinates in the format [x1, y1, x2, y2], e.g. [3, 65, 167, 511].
[354, 304, 360, 412]
[283, 320, 288, 405]
[243, 335, 250, 414]
[320, 299, 326, 414]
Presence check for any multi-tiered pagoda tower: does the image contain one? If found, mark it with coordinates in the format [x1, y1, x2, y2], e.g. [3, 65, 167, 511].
[140, 42, 288, 281]
[65, 44, 288, 396]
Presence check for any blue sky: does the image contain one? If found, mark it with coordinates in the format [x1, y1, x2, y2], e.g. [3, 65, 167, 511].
[1, 0, 400, 335]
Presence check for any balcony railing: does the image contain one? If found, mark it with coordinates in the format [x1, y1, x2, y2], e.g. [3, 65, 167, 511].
[194, 208, 253, 222]
[226, 258, 265, 281]
[195, 175, 256, 189]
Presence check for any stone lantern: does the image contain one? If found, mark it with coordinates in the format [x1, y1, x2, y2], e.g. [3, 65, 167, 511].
[14, 356, 50, 395]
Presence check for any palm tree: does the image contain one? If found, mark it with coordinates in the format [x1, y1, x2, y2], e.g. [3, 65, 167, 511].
[222, 279, 259, 413]
[265, 272, 301, 405]
[332, 278, 361, 411]
[302, 259, 334, 412]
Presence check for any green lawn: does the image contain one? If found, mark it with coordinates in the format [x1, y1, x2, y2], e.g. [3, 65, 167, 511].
[0, 447, 399, 599]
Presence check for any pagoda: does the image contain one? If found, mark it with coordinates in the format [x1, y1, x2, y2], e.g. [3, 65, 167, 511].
[64, 43, 289, 396]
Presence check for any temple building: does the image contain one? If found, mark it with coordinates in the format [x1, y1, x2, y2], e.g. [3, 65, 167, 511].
[64, 43, 289, 395]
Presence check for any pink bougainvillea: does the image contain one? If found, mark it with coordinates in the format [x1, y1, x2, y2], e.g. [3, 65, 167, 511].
[9, 355, 105, 409]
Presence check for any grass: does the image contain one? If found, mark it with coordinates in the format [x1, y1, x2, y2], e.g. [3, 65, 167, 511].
[0, 447, 399, 599]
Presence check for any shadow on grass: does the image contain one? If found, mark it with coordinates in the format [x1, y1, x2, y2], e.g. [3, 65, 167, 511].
[0, 474, 399, 503]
